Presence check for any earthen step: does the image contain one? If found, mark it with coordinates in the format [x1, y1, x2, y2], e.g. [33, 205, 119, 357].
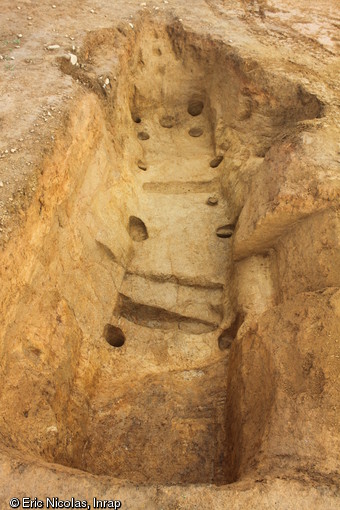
[128, 193, 231, 285]
[119, 273, 223, 325]
[137, 156, 219, 184]
[114, 294, 219, 334]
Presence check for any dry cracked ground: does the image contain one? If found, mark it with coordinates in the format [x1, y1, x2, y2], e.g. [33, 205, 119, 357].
[0, 0, 340, 508]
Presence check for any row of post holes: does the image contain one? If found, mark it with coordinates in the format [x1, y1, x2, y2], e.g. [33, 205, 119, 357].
[132, 97, 204, 125]
[103, 99, 236, 348]
[103, 323, 235, 351]
[132, 99, 231, 238]
[133, 98, 224, 171]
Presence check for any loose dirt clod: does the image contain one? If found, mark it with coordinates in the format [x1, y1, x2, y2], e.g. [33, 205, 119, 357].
[207, 196, 218, 206]
[69, 53, 77, 65]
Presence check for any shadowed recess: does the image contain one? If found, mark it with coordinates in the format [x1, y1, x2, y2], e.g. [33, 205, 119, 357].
[188, 98, 204, 116]
[103, 324, 126, 347]
[210, 156, 224, 168]
[128, 216, 149, 241]
[216, 224, 235, 238]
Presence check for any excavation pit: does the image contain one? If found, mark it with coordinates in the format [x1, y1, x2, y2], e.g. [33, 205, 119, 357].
[0, 15, 325, 490]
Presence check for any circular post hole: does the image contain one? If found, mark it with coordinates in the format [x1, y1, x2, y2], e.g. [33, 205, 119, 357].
[189, 127, 203, 137]
[128, 216, 149, 241]
[137, 131, 150, 140]
[216, 224, 235, 238]
[103, 324, 126, 348]
[131, 112, 142, 123]
[210, 156, 224, 168]
[188, 99, 204, 116]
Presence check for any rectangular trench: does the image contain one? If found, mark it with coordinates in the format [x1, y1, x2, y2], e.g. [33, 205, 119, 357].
[0, 15, 324, 486]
